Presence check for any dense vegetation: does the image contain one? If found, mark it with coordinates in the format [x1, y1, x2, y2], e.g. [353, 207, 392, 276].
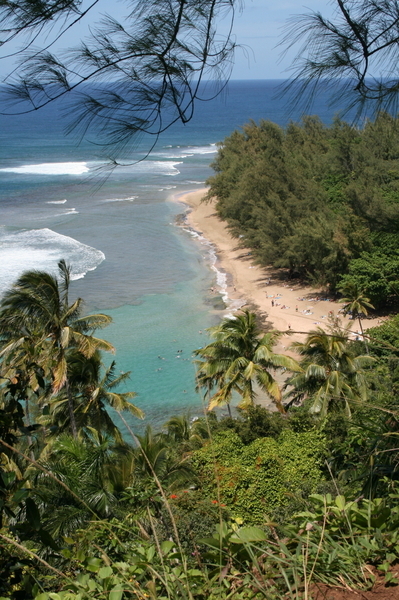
[206, 113, 399, 305]
[2, 251, 399, 598]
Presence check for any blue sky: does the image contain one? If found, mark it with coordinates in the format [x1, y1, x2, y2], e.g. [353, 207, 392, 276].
[225, 1, 335, 79]
[0, 1, 335, 80]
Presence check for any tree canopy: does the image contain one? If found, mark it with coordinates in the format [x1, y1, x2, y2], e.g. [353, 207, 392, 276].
[206, 113, 399, 297]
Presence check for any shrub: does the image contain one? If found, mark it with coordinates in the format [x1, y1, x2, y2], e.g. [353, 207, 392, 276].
[192, 429, 326, 524]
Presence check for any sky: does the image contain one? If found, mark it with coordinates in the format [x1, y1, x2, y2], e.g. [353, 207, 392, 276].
[224, 0, 335, 79]
[0, 0, 335, 80]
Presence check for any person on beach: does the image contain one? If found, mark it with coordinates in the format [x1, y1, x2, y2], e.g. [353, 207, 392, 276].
[271, 299, 274, 307]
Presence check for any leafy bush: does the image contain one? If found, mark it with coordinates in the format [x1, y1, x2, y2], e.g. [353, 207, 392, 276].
[192, 429, 326, 524]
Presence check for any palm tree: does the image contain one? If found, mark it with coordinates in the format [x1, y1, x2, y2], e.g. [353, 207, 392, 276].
[338, 282, 375, 353]
[0, 311, 49, 454]
[133, 425, 194, 492]
[0, 260, 114, 438]
[194, 310, 300, 414]
[31, 431, 132, 541]
[286, 322, 375, 417]
[46, 352, 144, 442]
[162, 414, 210, 450]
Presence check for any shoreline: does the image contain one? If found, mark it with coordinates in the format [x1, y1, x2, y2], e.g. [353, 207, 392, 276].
[174, 188, 381, 350]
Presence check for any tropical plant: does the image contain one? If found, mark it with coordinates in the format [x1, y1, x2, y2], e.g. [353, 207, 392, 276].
[0, 304, 49, 453]
[286, 321, 375, 417]
[338, 249, 399, 310]
[338, 282, 375, 353]
[162, 414, 210, 450]
[193, 428, 326, 525]
[194, 310, 299, 414]
[31, 431, 132, 541]
[133, 425, 194, 493]
[46, 352, 143, 442]
[0, 260, 115, 438]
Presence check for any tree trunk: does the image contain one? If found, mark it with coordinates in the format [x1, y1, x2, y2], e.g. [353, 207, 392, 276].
[66, 379, 78, 438]
[358, 316, 369, 354]
[25, 398, 35, 461]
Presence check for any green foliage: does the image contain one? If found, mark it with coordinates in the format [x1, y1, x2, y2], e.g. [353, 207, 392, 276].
[195, 310, 299, 413]
[2, 265, 399, 598]
[286, 321, 375, 417]
[192, 429, 326, 524]
[215, 405, 288, 444]
[207, 114, 399, 289]
[156, 490, 230, 559]
[338, 250, 399, 309]
[214, 405, 317, 445]
[287, 493, 399, 585]
[368, 314, 399, 359]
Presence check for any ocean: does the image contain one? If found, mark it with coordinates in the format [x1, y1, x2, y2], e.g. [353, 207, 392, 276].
[0, 80, 356, 429]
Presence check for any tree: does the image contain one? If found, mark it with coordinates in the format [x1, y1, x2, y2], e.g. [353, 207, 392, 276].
[0, 324, 46, 454]
[46, 352, 144, 442]
[32, 431, 132, 540]
[0, 0, 237, 163]
[133, 425, 194, 492]
[338, 282, 375, 353]
[286, 321, 375, 418]
[0, 260, 114, 438]
[283, 0, 399, 116]
[338, 250, 399, 310]
[206, 117, 383, 288]
[162, 414, 210, 451]
[194, 310, 299, 414]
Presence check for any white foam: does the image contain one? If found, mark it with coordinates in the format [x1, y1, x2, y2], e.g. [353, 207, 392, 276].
[186, 180, 206, 185]
[0, 228, 104, 293]
[182, 226, 245, 316]
[149, 161, 182, 176]
[155, 145, 217, 159]
[163, 154, 194, 159]
[46, 199, 68, 204]
[100, 196, 138, 203]
[0, 162, 89, 175]
[191, 145, 218, 155]
[48, 209, 79, 218]
[117, 161, 182, 177]
[158, 185, 177, 191]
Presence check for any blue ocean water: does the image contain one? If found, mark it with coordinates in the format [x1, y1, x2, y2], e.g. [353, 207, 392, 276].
[0, 80, 355, 428]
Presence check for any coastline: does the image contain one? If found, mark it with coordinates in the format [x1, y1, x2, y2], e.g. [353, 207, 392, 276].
[175, 188, 381, 351]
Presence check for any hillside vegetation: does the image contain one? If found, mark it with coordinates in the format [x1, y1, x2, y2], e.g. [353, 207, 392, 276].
[206, 113, 399, 306]
[3, 114, 399, 598]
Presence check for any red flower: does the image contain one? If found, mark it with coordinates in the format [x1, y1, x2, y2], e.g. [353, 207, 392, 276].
[211, 500, 218, 504]
[169, 494, 178, 499]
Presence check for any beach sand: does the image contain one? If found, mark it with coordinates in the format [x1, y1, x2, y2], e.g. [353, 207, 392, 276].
[177, 188, 380, 351]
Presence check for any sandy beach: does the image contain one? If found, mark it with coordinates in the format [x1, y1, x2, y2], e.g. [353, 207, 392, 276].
[177, 188, 380, 353]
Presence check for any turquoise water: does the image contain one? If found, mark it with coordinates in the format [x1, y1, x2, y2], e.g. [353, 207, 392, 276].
[0, 81, 363, 429]
[103, 206, 224, 426]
